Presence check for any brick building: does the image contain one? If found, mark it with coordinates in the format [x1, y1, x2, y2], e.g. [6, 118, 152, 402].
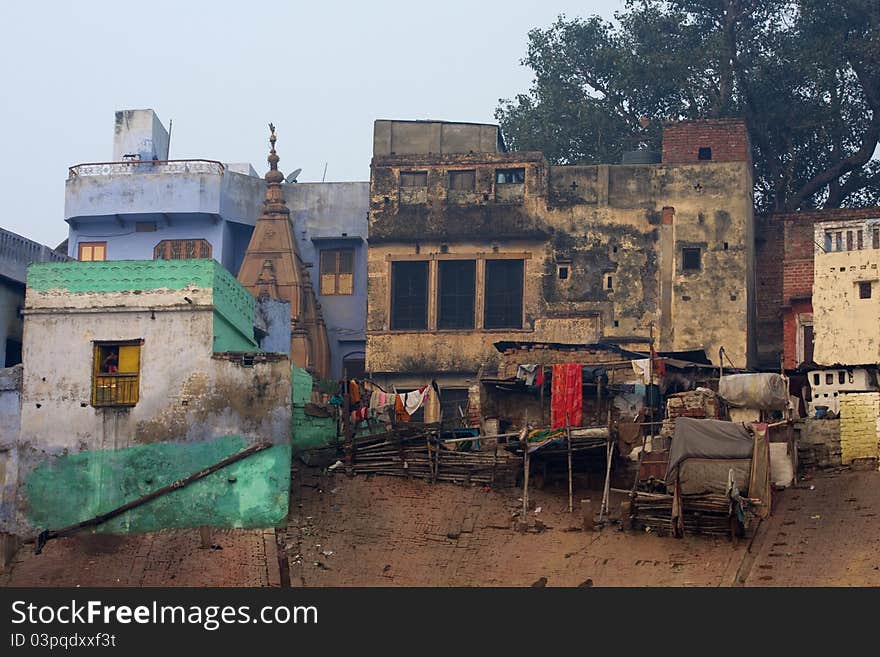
[755, 207, 880, 370]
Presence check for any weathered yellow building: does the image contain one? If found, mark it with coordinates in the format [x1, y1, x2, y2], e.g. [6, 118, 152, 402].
[813, 216, 880, 367]
[366, 119, 755, 420]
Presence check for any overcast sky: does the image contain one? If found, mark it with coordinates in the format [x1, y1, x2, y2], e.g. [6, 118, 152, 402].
[0, 1, 622, 247]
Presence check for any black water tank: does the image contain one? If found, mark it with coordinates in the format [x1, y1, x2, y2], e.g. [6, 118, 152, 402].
[621, 149, 661, 164]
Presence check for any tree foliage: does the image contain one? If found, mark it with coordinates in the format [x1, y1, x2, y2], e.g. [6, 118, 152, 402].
[496, 0, 880, 212]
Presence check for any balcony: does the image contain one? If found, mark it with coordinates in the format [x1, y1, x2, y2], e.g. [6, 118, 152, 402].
[65, 159, 265, 227]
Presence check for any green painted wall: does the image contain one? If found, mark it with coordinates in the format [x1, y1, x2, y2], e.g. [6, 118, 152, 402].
[212, 312, 258, 352]
[210, 262, 258, 352]
[24, 435, 290, 533]
[27, 259, 259, 353]
[291, 366, 338, 452]
[27, 259, 217, 293]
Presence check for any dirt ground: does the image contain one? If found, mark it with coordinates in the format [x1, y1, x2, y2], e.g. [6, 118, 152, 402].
[3, 468, 879, 587]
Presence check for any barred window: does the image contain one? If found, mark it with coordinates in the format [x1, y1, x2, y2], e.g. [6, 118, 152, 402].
[153, 239, 212, 260]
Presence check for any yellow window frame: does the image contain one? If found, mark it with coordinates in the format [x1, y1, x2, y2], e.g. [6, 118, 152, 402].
[92, 340, 142, 407]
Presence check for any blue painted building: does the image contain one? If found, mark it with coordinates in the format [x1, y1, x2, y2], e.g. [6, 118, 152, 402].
[0, 227, 68, 366]
[64, 109, 368, 378]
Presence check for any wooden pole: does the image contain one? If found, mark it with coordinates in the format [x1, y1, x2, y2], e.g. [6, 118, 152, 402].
[521, 412, 530, 523]
[599, 437, 613, 522]
[566, 412, 573, 513]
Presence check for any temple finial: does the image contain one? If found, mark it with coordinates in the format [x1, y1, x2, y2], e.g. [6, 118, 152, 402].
[266, 122, 282, 181]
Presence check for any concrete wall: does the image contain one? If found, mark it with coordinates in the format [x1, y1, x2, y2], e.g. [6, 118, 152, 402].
[112, 109, 169, 161]
[813, 248, 880, 366]
[367, 142, 754, 385]
[373, 120, 502, 156]
[839, 392, 880, 464]
[796, 418, 841, 469]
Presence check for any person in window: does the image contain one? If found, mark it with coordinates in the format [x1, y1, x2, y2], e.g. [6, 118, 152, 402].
[101, 351, 119, 373]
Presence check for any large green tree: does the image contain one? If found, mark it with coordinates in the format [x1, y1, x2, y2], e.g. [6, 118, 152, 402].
[496, 0, 879, 212]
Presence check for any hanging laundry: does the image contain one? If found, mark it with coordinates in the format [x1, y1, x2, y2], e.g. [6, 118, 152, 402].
[403, 386, 429, 415]
[394, 394, 410, 422]
[516, 364, 540, 386]
[551, 364, 582, 429]
[349, 380, 361, 404]
[535, 366, 545, 388]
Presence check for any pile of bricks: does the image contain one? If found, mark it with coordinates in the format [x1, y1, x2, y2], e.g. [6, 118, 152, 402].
[658, 388, 721, 448]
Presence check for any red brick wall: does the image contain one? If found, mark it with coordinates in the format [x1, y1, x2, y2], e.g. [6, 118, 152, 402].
[755, 216, 784, 367]
[757, 207, 880, 369]
[661, 119, 750, 164]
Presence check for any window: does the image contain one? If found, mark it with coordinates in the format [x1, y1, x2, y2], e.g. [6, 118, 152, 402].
[826, 373, 834, 385]
[449, 170, 476, 191]
[438, 260, 476, 329]
[557, 265, 569, 280]
[78, 242, 106, 261]
[390, 261, 429, 330]
[838, 371, 846, 384]
[439, 388, 470, 425]
[153, 239, 211, 260]
[682, 247, 702, 271]
[874, 228, 879, 250]
[400, 171, 428, 187]
[92, 341, 141, 407]
[496, 168, 525, 184]
[320, 249, 354, 295]
[847, 231, 853, 251]
[606, 275, 614, 290]
[859, 281, 872, 299]
[825, 232, 833, 252]
[858, 230, 864, 250]
[698, 147, 712, 161]
[484, 259, 523, 329]
[836, 232, 843, 251]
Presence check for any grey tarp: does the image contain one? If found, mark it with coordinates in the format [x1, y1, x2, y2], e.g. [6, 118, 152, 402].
[719, 373, 788, 410]
[665, 417, 754, 482]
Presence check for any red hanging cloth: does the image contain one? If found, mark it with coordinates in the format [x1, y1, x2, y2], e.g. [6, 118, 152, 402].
[551, 363, 582, 429]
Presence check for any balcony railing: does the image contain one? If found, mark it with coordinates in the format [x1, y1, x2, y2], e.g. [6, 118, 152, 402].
[92, 373, 140, 407]
[68, 159, 226, 178]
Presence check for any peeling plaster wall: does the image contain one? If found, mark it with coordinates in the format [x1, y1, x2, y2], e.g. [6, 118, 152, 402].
[367, 154, 754, 381]
[813, 249, 880, 366]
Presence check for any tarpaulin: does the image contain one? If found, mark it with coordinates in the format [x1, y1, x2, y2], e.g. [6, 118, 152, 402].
[665, 417, 754, 482]
[719, 373, 788, 410]
[551, 364, 582, 428]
